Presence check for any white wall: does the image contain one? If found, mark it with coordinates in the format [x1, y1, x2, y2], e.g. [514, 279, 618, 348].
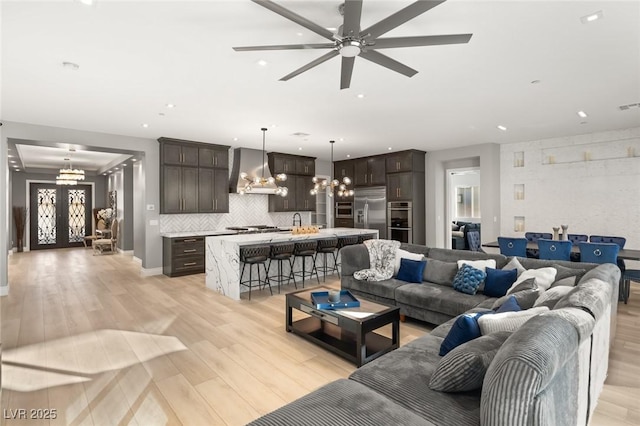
[450, 170, 481, 223]
[500, 127, 640, 266]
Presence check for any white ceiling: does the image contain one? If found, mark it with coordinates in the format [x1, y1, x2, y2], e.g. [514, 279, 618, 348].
[2, 0, 640, 164]
[14, 144, 132, 172]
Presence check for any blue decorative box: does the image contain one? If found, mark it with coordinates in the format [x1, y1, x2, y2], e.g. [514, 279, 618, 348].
[311, 290, 360, 310]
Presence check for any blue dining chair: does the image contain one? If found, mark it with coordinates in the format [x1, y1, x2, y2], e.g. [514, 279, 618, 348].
[578, 242, 620, 265]
[524, 232, 553, 258]
[537, 239, 573, 261]
[567, 234, 588, 261]
[466, 231, 484, 253]
[589, 235, 627, 276]
[497, 237, 528, 257]
[622, 269, 639, 304]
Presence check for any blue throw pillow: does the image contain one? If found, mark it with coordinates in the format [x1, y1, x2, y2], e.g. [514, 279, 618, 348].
[495, 295, 521, 313]
[484, 268, 518, 297]
[452, 264, 486, 295]
[439, 312, 490, 356]
[397, 258, 427, 283]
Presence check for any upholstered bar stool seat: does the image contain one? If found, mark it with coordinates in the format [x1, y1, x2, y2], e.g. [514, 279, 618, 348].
[267, 243, 296, 293]
[357, 234, 374, 244]
[240, 245, 271, 300]
[315, 238, 339, 282]
[292, 240, 319, 288]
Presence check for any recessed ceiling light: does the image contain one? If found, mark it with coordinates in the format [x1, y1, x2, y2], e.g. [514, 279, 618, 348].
[271, 124, 277, 128]
[577, 110, 588, 118]
[131, 159, 137, 162]
[257, 59, 268, 66]
[141, 123, 149, 128]
[357, 94, 365, 99]
[497, 125, 507, 131]
[233, 137, 238, 141]
[103, 173, 107, 175]
[388, 147, 392, 151]
[166, 103, 176, 108]
[296, 32, 303, 36]
[10, 160, 16, 163]
[298, 147, 303, 151]
[122, 164, 127, 167]
[326, 27, 337, 31]
[115, 168, 119, 170]
[346, 154, 351, 158]
[15, 169, 20, 172]
[581, 11, 603, 24]
[339, 138, 344, 142]
[62, 61, 80, 71]
[8, 155, 13, 158]
[78, 0, 94, 5]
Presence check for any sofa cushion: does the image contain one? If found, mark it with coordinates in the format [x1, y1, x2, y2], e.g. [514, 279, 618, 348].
[495, 295, 521, 313]
[427, 247, 508, 268]
[394, 248, 424, 275]
[397, 258, 427, 283]
[555, 278, 610, 320]
[551, 264, 586, 288]
[502, 257, 526, 276]
[247, 378, 436, 426]
[534, 286, 574, 309]
[430, 331, 512, 392]
[453, 264, 486, 295]
[439, 311, 489, 356]
[423, 258, 458, 287]
[342, 276, 407, 300]
[395, 283, 492, 318]
[478, 306, 549, 335]
[350, 334, 482, 426]
[492, 280, 539, 310]
[483, 268, 517, 297]
[508, 267, 557, 293]
[457, 259, 496, 272]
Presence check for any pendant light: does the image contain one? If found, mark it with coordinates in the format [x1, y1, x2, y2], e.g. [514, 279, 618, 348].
[310, 140, 354, 197]
[56, 156, 85, 185]
[239, 127, 288, 196]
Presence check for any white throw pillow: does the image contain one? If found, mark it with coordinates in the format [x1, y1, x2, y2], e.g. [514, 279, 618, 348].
[456, 259, 496, 273]
[394, 249, 424, 275]
[478, 307, 550, 335]
[534, 286, 573, 309]
[507, 267, 557, 293]
[502, 257, 526, 277]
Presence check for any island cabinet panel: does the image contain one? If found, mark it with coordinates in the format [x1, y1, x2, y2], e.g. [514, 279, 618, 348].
[159, 138, 230, 214]
[163, 236, 205, 277]
[268, 152, 317, 212]
[354, 157, 386, 187]
[198, 168, 229, 213]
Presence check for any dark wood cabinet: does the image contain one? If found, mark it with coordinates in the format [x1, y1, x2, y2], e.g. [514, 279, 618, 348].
[162, 166, 198, 213]
[334, 160, 354, 181]
[159, 138, 230, 214]
[387, 172, 414, 201]
[199, 147, 228, 169]
[335, 218, 354, 228]
[163, 236, 205, 277]
[162, 141, 199, 166]
[268, 153, 316, 212]
[354, 157, 386, 186]
[386, 150, 426, 174]
[198, 168, 229, 213]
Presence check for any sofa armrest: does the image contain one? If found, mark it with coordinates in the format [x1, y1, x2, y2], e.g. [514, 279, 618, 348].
[340, 244, 370, 277]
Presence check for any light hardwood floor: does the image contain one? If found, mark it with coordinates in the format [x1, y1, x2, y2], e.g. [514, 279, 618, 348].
[1, 248, 639, 425]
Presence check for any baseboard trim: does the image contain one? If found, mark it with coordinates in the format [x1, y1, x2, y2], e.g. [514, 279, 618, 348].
[132, 256, 143, 265]
[140, 266, 163, 277]
[0, 285, 9, 297]
[119, 249, 134, 256]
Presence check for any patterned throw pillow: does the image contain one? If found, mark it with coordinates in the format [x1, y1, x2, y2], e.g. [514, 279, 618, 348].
[430, 331, 512, 392]
[453, 264, 486, 295]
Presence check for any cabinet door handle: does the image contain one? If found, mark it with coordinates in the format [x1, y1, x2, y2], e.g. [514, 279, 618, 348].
[184, 249, 197, 253]
[364, 174, 367, 183]
[183, 262, 197, 267]
[213, 156, 217, 166]
[370, 173, 373, 183]
[183, 239, 197, 243]
[215, 199, 218, 210]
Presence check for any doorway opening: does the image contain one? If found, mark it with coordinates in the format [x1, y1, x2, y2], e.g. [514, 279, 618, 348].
[446, 168, 481, 249]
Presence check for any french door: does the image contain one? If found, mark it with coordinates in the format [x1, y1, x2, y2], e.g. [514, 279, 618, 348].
[29, 183, 93, 250]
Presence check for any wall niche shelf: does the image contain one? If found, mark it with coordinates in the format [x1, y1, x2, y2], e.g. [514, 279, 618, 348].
[514, 184, 525, 200]
[513, 152, 524, 167]
[541, 137, 640, 165]
[514, 216, 525, 232]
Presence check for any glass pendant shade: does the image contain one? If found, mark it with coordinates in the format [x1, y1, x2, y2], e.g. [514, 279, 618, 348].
[238, 128, 288, 196]
[309, 140, 353, 197]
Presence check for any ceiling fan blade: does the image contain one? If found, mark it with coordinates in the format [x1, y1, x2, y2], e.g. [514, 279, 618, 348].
[340, 57, 355, 90]
[280, 50, 339, 81]
[342, 0, 363, 37]
[372, 34, 472, 49]
[359, 50, 418, 77]
[233, 43, 335, 52]
[252, 0, 336, 41]
[362, 0, 446, 39]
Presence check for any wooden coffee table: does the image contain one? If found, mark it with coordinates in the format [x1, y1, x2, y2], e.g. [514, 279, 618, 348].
[286, 286, 400, 367]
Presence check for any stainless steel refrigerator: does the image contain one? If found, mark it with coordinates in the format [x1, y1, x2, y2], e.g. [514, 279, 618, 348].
[354, 186, 387, 239]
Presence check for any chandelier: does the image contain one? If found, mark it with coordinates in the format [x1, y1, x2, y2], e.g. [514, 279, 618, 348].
[310, 140, 354, 197]
[56, 157, 85, 185]
[239, 127, 288, 196]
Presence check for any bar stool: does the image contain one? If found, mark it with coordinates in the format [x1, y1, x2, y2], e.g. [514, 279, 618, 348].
[358, 234, 374, 244]
[239, 245, 271, 300]
[315, 238, 339, 282]
[292, 240, 319, 288]
[267, 242, 296, 293]
[336, 235, 359, 277]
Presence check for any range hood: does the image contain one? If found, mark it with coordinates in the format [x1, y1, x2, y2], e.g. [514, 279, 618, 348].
[229, 148, 280, 194]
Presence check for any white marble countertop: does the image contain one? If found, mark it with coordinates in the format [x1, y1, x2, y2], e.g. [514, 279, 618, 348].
[160, 230, 238, 238]
[206, 227, 377, 246]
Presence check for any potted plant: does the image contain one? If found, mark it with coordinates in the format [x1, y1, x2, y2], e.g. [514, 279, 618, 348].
[12, 206, 28, 252]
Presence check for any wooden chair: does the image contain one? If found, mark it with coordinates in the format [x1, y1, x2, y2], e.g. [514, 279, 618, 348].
[83, 218, 107, 248]
[93, 219, 118, 255]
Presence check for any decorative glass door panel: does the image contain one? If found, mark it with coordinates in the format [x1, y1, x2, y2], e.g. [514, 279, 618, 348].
[30, 183, 92, 250]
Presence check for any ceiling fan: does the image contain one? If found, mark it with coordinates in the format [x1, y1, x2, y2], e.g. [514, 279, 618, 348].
[233, 0, 472, 90]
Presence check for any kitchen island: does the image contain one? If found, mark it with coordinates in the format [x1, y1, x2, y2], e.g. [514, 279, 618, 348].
[206, 228, 378, 300]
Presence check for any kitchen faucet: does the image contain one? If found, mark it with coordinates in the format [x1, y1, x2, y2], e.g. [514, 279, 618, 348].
[292, 212, 302, 227]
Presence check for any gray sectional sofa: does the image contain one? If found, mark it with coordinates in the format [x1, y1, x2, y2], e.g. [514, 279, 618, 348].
[249, 244, 620, 426]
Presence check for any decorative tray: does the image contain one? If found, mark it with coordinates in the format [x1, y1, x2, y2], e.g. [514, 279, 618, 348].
[311, 290, 360, 310]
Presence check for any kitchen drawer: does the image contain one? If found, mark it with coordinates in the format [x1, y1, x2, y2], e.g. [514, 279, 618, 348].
[172, 256, 205, 274]
[163, 236, 205, 277]
[172, 240, 205, 257]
